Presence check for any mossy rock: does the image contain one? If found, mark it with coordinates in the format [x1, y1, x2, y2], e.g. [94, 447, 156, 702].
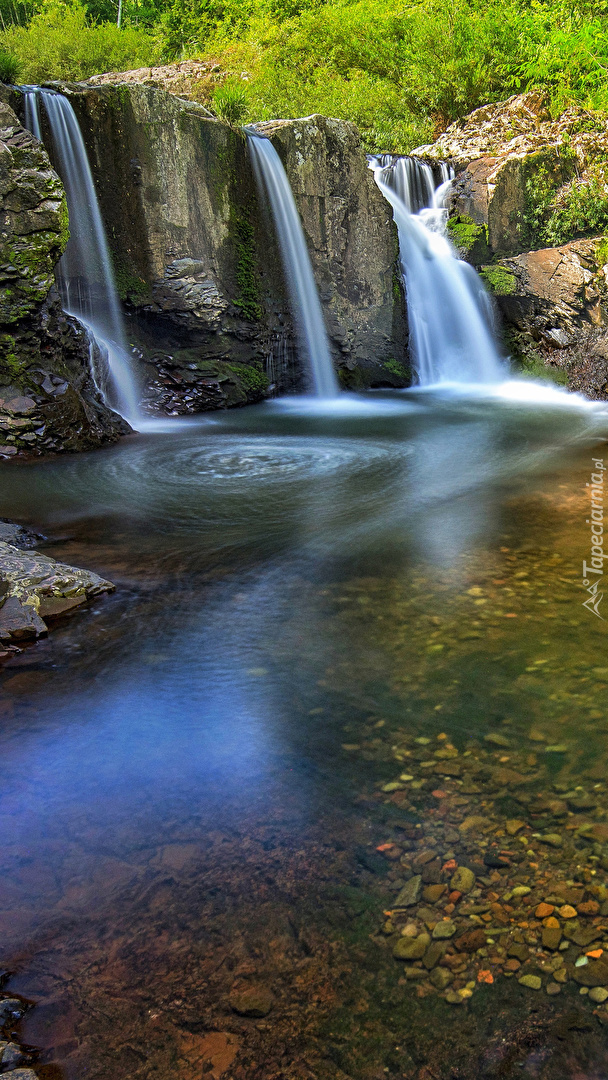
[447, 215, 491, 265]
[479, 265, 518, 296]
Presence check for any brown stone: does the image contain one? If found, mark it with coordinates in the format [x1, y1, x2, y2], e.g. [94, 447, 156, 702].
[229, 984, 275, 1017]
[578, 900, 600, 916]
[454, 928, 487, 953]
[542, 926, 562, 950]
[572, 958, 608, 987]
[423, 884, 447, 904]
[535, 903, 554, 919]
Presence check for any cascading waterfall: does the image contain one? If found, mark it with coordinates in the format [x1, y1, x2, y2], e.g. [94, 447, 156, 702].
[247, 132, 338, 399]
[370, 155, 505, 386]
[22, 88, 142, 425]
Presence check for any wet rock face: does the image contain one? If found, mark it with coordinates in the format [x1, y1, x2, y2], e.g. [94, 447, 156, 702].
[48, 85, 406, 400]
[0, 95, 127, 455]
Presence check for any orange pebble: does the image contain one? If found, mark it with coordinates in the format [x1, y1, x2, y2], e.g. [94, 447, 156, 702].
[587, 948, 604, 959]
[559, 905, 577, 919]
[477, 970, 494, 984]
[535, 903, 554, 919]
[443, 859, 458, 871]
[449, 890, 462, 903]
[432, 790, 448, 798]
[505, 958, 521, 972]
[543, 916, 560, 929]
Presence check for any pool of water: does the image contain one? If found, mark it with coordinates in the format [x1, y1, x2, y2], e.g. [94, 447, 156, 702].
[1, 388, 608, 1080]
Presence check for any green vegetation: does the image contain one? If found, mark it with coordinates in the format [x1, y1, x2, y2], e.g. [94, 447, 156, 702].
[520, 149, 608, 248]
[447, 215, 491, 262]
[383, 358, 408, 379]
[479, 265, 517, 295]
[226, 361, 270, 396]
[211, 79, 249, 126]
[6, 0, 608, 151]
[0, 48, 21, 83]
[230, 210, 262, 321]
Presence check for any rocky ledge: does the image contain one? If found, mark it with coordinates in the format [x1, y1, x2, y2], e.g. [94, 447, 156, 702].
[0, 521, 114, 653]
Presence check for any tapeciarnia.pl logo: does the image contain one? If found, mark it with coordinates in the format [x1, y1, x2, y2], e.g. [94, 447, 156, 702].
[582, 457, 606, 619]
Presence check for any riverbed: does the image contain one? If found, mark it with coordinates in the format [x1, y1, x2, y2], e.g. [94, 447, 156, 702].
[1, 387, 608, 1080]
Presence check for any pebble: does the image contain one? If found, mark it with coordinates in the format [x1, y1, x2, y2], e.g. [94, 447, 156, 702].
[430, 967, 453, 990]
[450, 866, 475, 894]
[393, 876, 422, 908]
[518, 975, 542, 990]
[559, 905, 577, 919]
[589, 987, 608, 1003]
[541, 833, 562, 848]
[393, 933, 430, 960]
[432, 920, 457, 939]
[511, 886, 531, 897]
[542, 926, 562, 950]
[546, 983, 561, 995]
[484, 733, 511, 747]
[535, 903, 554, 918]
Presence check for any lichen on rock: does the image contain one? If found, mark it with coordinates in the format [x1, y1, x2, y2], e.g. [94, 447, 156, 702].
[0, 537, 114, 645]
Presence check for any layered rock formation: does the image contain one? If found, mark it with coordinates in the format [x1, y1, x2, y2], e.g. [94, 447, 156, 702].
[416, 93, 608, 394]
[0, 521, 114, 650]
[0, 96, 127, 454]
[34, 83, 406, 403]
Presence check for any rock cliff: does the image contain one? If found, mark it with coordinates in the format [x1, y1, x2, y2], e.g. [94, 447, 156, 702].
[0, 96, 127, 455]
[36, 84, 406, 403]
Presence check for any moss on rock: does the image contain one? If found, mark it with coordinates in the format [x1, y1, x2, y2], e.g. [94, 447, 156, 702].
[479, 265, 518, 295]
[447, 215, 491, 265]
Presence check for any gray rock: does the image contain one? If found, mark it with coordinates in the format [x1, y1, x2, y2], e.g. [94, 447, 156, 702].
[393, 875, 422, 907]
[0, 998, 26, 1022]
[1, 1041, 24, 1068]
[2, 1071, 38, 1080]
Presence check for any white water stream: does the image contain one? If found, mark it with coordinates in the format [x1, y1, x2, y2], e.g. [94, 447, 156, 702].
[370, 155, 506, 386]
[23, 88, 143, 427]
[247, 131, 339, 399]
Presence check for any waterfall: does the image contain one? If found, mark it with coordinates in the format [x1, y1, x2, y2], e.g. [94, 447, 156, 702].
[247, 132, 338, 399]
[22, 88, 142, 425]
[370, 155, 505, 386]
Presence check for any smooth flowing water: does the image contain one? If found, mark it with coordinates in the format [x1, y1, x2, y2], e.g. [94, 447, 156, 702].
[370, 155, 506, 386]
[22, 88, 142, 425]
[1, 389, 608, 1078]
[248, 132, 339, 398]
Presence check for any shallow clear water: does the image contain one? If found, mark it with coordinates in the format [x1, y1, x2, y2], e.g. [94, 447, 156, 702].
[1, 388, 608, 1079]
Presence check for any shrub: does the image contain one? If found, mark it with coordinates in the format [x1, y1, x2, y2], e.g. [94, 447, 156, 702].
[0, 0, 160, 83]
[0, 49, 21, 84]
[211, 79, 250, 125]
